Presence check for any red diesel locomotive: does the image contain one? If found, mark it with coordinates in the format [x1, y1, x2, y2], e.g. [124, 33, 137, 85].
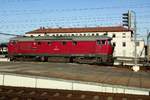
[8, 35, 114, 64]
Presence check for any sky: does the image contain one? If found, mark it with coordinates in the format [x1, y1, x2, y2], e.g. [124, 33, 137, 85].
[0, 0, 150, 42]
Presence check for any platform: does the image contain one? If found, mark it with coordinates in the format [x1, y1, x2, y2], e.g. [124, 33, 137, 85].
[0, 62, 150, 89]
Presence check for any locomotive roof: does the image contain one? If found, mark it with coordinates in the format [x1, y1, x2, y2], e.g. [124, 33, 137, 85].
[10, 35, 112, 42]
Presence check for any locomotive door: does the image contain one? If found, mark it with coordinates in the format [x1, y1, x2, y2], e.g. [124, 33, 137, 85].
[12, 40, 18, 54]
[51, 41, 61, 54]
[95, 40, 102, 53]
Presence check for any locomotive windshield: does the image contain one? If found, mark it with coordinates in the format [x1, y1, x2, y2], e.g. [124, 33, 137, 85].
[97, 39, 112, 45]
[96, 40, 106, 45]
[107, 39, 112, 45]
[101, 40, 105, 45]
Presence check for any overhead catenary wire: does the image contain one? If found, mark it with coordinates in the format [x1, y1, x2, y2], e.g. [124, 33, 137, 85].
[0, 4, 150, 13]
[0, 15, 149, 24]
[0, 2, 149, 38]
[0, 4, 150, 18]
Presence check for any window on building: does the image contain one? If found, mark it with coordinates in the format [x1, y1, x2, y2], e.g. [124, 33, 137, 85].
[44, 32, 47, 36]
[131, 32, 133, 38]
[96, 33, 99, 36]
[104, 33, 108, 36]
[92, 34, 95, 36]
[112, 34, 116, 38]
[122, 42, 126, 47]
[62, 41, 66, 45]
[122, 36, 126, 38]
[112, 42, 116, 47]
[136, 41, 140, 46]
[123, 33, 126, 35]
[122, 33, 126, 38]
[72, 34, 74, 36]
[72, 41, 77, 46]
[38, 35, 41, 36]
[84, 34, 86, 36]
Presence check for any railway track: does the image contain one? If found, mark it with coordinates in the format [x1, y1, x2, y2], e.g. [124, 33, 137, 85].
[0, 86, 149, 100]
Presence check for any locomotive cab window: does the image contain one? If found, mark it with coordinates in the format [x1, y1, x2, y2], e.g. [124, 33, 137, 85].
[101, 40, 106, 45]
[112, 34, 116, 38]
[10, 40, 17, 45]
[97, 40, 101, 45]
[97, 40, 106, 45]
[107, 40, 111, 45]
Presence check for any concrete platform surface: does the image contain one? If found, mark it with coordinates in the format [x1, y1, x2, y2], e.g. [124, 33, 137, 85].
[0, 62, 150, 89]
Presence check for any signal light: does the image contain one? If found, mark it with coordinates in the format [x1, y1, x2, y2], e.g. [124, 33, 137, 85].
[122, 11, 131, 28]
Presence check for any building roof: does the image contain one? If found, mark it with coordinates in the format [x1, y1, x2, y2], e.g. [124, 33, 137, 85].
[26, 26, 132, 34]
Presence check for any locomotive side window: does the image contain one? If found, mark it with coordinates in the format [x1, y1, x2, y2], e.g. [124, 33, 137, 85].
[48, 42, 51, 45]
[72, 41, 77, 46]
[11, 40, 17, 45]
[37, 42, 41, 45]
[97, 40, 100, 45]
[101, 40, 105, 45]
[12, 41, 16, 44]
[62, 41, 66, 45]
[107, 40, 111, 45]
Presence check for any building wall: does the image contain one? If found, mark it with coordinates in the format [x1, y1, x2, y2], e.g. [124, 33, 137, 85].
[106, 32, 145, 58]
[25, 31, 145, 58]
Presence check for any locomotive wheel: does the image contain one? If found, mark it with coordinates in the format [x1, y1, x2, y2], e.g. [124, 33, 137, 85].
[10, 57, 14, 61]
[69, 57, 74, 63]
[40, 56, 48, 62]
[96, 58, 102, 63]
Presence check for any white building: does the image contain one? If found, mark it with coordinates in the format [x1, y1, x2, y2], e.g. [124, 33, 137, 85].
[26, 26, 145, 64]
